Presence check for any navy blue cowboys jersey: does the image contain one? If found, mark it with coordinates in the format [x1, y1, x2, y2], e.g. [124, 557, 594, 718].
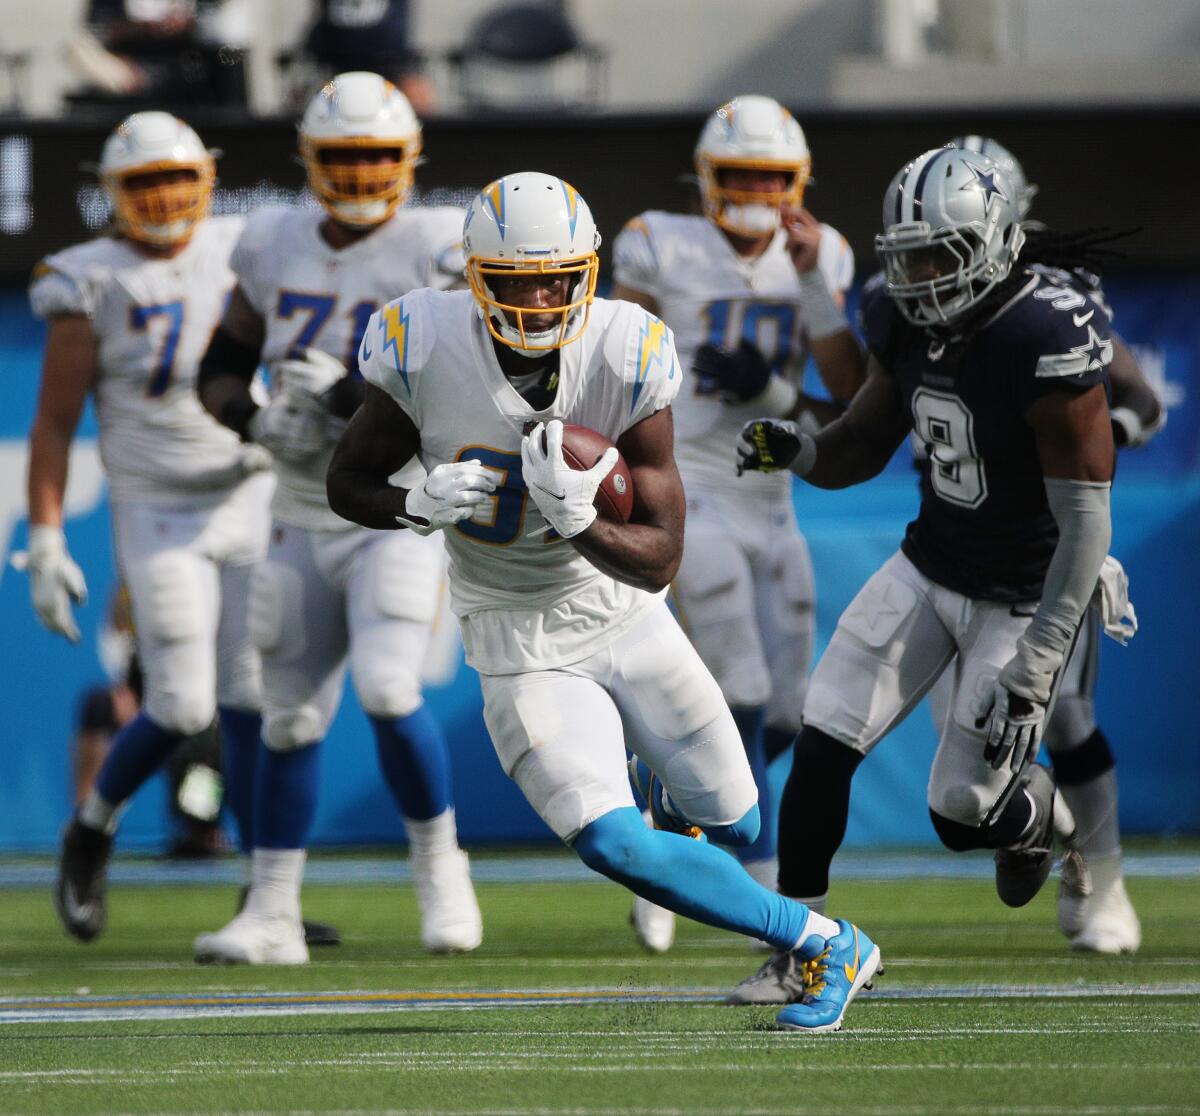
[861, 268, 1113, 602]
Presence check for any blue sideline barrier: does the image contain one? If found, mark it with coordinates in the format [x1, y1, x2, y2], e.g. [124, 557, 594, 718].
[0, 272, 1196, 852]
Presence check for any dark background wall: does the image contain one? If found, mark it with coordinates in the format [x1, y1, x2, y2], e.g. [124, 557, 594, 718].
[1, 106, 1195, 281]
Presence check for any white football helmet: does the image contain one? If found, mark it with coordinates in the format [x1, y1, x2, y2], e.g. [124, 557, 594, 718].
[949, 135, 1038, 219]
[99, 112, 215, 247]
[299, 71, 422, 228]
[462, 172, 600, 354]
[876, 147, 1025, 328]
[694, 95, 811, 238]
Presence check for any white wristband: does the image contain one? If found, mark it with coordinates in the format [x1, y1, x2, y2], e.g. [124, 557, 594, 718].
[757, 375, 800, 418]
[792, 432, 818, 477]
[796, 270, 850, 341]
[28, 524, 67, 566]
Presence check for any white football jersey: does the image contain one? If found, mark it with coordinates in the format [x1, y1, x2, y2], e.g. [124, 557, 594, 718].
[233, 204, 464, 531]
[29, 217, 247, 504]
[359, 289, 681, 674]
[613, 211, 854, 502]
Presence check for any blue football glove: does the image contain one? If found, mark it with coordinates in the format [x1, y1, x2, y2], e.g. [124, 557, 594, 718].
[691, 340, 772, 403]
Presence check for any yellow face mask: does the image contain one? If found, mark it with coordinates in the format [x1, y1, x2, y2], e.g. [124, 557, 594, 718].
[695, 154, 812, 236]
[106, 160, 215, 247]
[467, 254, 599, 352]
[300, 136, 421, 227]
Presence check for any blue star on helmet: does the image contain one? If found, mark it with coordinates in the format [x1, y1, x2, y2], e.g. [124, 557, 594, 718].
[960, 162, 1009, 211]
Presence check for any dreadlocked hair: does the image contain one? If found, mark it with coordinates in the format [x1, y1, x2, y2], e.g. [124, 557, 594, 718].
[1018, 224, 1140, 276]
[931, 224, 1139, 346]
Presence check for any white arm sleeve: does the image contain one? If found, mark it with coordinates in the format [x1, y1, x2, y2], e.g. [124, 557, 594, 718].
[1001, 478, 1112, 702]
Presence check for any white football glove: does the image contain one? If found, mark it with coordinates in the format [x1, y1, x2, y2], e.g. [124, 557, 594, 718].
[520, 420, 618, 540]
[274, 348, 347, 399]
[235, 442, 274, 477]
[11, 525, 88, 644]
[1095, 554, 1138, 645]
[399, 461, 498, 536]
[981, 675, 1046, 773]
[248, 392, 327, 464]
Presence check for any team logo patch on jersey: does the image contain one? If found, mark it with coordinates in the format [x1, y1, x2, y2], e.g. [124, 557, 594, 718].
[382, 300, 412, 392]
[633, 315, 672, 413]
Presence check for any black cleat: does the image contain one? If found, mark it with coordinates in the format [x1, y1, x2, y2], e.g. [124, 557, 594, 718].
[54, 818, 113, 942]
[302, 919, 342, 947]
[236, 885, 340, 947]
[995, 765, 1058, 908]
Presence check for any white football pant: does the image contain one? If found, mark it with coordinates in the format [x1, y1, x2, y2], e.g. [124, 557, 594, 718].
[249, 523, 445, 751]
[111, 473, 273, 734]
[671, 487, 814, 730]
[480, 600, 758, 842]
[804, 550, 1063, 828]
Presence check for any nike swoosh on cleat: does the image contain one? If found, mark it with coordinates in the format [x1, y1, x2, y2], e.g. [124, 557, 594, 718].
[61, 890, 96, 926]
[843, 927, 860, 983]
[1073, 311, 1094, 327]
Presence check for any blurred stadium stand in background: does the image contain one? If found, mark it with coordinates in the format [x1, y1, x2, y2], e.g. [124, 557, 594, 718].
[0, 0, 1196, 852]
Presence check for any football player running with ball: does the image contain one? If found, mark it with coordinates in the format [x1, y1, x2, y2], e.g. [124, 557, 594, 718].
[328, 172, 882, 1034]
[733, 146, 1123, 1004]
[193, 72, 480, 964]
[611, 95, 865, 952]
[27, 112, 273, 943]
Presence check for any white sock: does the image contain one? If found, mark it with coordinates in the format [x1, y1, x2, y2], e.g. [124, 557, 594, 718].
[78, 791, 121, 835]
[795, 906, 841, 947]
[246, 848, 305, 919]
[1086, 852, 1124, 894]
[406, 809, 460, 859]
[1059, 770, 1121, 861]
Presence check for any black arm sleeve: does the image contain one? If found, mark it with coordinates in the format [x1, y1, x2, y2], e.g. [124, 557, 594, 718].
[197, 326, 262, 439]
[323, 375, 367, 421]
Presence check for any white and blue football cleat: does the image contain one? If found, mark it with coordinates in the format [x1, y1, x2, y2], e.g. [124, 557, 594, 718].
[775, 920, 882, 1033]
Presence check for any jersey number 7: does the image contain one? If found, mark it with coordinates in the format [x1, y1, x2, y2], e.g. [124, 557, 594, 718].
[130, 300, 185, 398]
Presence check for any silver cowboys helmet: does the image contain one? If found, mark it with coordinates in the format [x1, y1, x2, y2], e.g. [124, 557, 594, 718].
[875, 147, 1025, 328]
[949, 135, 1037, 219]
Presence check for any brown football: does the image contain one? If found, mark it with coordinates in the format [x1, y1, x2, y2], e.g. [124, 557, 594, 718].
[559, 423, 635, 524]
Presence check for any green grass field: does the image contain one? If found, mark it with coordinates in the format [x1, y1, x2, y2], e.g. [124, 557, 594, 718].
[2, 851, 1198, 1116]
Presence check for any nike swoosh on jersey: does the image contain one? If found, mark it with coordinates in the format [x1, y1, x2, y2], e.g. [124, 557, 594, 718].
[843, 926, 861, 983]
[361, 338, 373, 361]
[1073, 310, 1094, 327]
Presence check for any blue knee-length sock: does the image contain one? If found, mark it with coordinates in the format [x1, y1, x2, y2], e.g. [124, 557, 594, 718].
[369, 706, 453, 822]
[254, 743, 320, 849]
[94, 712, 184, 806]
[218, 706, 262, 853]
[731, 706, 775, 863]
[574, 807, 827, 956]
